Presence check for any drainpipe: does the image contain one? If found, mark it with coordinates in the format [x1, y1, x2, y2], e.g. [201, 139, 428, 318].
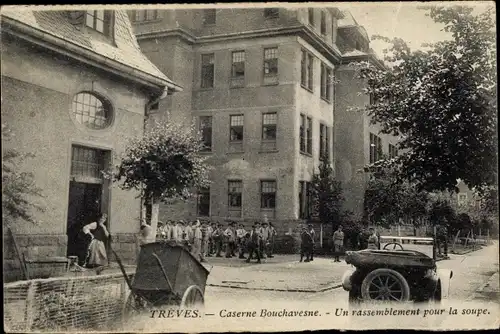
[139, 87, 171, 226]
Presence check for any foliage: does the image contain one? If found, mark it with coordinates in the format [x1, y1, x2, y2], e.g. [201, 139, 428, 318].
[428, 199, 457, 231]
[338, 211, 364, 249]
[363, 165, 430, 227]
[108, 119, 211, 204]
[310, 161, 344, 226]
[1, 124, 45, 225]
[352, 5, 497, 193]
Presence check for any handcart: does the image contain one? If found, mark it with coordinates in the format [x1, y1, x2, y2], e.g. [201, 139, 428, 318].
[113, 241, 210, 318]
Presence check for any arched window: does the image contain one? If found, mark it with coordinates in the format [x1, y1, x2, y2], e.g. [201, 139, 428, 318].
[72, 92, 112, 129]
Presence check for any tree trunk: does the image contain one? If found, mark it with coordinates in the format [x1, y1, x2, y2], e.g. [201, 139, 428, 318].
[149, 201, 160, 242]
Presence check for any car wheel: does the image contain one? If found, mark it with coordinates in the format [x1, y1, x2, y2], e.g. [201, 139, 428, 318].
[361, 268, 411, 302]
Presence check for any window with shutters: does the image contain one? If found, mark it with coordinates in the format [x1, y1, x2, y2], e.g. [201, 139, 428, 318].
[388, 143, 398, 159]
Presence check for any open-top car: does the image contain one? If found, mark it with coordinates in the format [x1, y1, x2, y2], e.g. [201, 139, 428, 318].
[342, 238, 453, 303]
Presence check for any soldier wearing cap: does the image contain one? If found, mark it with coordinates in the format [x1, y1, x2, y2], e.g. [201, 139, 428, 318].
[246, 223, 261, 263]
[333, 225, 344, 262]
[308, 224, 316, 261]
[213, 222, 223, 257]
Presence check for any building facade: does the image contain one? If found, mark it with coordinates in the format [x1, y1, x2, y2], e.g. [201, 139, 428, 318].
[334, 11, 400, 216]
[1, 9, 180, 280]
[129, 7, 397, 235]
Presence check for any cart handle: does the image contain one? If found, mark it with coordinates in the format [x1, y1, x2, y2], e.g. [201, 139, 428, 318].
[152, 252, 175, 292]
[111, 248, 134, 291]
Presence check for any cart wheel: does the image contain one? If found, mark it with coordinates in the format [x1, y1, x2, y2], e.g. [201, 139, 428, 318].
[123, 292, 150, 319]
[383, 242, 404, 251]
[361, 268, 411, 302]
[180, 285, 204, 309]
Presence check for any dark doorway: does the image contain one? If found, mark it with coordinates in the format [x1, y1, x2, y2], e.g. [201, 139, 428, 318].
[66, 182, 102, 259]
[66, 145, 110, 264]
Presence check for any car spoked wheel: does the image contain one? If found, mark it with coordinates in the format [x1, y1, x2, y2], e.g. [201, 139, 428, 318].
[361, 268, 411, 302]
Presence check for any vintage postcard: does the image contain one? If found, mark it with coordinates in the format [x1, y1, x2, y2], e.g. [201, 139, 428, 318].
[2, 2, 498, 332]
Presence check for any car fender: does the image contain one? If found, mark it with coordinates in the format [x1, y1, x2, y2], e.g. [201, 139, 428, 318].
[436, 269, 453, 299]
[341, 268, 355, 291]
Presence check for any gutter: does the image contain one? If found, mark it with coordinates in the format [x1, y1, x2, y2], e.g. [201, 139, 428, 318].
[1, 16, 183, 93]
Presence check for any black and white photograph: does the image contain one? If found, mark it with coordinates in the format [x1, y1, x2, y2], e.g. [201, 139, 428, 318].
[2, 2, 498, 332]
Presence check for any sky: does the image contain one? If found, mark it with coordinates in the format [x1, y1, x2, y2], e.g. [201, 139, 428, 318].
[334, 1, 495, 56]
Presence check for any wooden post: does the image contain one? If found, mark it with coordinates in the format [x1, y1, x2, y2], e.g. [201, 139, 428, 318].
[25, 281, 36, 331]
[7, 227, 29, 280]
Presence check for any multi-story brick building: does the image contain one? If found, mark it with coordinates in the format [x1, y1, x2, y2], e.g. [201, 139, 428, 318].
[129, 7, 398, 236]
[1, 8, 180, 280]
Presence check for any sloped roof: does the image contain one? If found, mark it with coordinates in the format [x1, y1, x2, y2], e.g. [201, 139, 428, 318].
[338, 10, 358, 27]
[1, 9, 181, 91]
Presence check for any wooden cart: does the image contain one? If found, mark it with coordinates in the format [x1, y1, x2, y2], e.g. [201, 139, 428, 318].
[114, 241, 210, 317]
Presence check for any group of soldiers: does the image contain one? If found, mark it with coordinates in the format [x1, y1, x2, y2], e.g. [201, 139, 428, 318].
[299, 224, 381, 263]
[154, 220, 278, 263]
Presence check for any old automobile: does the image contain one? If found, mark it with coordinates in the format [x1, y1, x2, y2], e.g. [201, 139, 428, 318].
[341, 238, 453, 303]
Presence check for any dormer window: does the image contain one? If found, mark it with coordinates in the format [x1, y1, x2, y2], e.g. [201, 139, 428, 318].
[85, 10, 111, 35]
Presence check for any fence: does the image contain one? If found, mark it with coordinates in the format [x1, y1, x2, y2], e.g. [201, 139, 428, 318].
[4, 272, 134, 332]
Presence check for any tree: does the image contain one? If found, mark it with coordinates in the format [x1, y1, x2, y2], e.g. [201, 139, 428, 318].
[107, 120, 211, 238]
[353, 5, 497, 193]
[428, 199, 457, 233]
[310, 161, 343, 227]
[2, 124, 45, 226]
[363, 165, 430, 227]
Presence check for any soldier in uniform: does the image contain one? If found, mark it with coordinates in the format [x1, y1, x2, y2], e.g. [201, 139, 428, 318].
[236, 223, 247, 259]
[367, 227, 379, 250]
[332, 225, 344, 262]
[300, 226, 313, 262]
[436, 220, 449, 257]
[224, 222, 236, 258]
[260, 222, 270, 259]
[192, 220, 204, 262]
[268, 222, 277, 258]
[246, 223, 261, 263]
[213, 222, 223, 257]
[207, 222, 215, 256]
[308, 224, 316, 261]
